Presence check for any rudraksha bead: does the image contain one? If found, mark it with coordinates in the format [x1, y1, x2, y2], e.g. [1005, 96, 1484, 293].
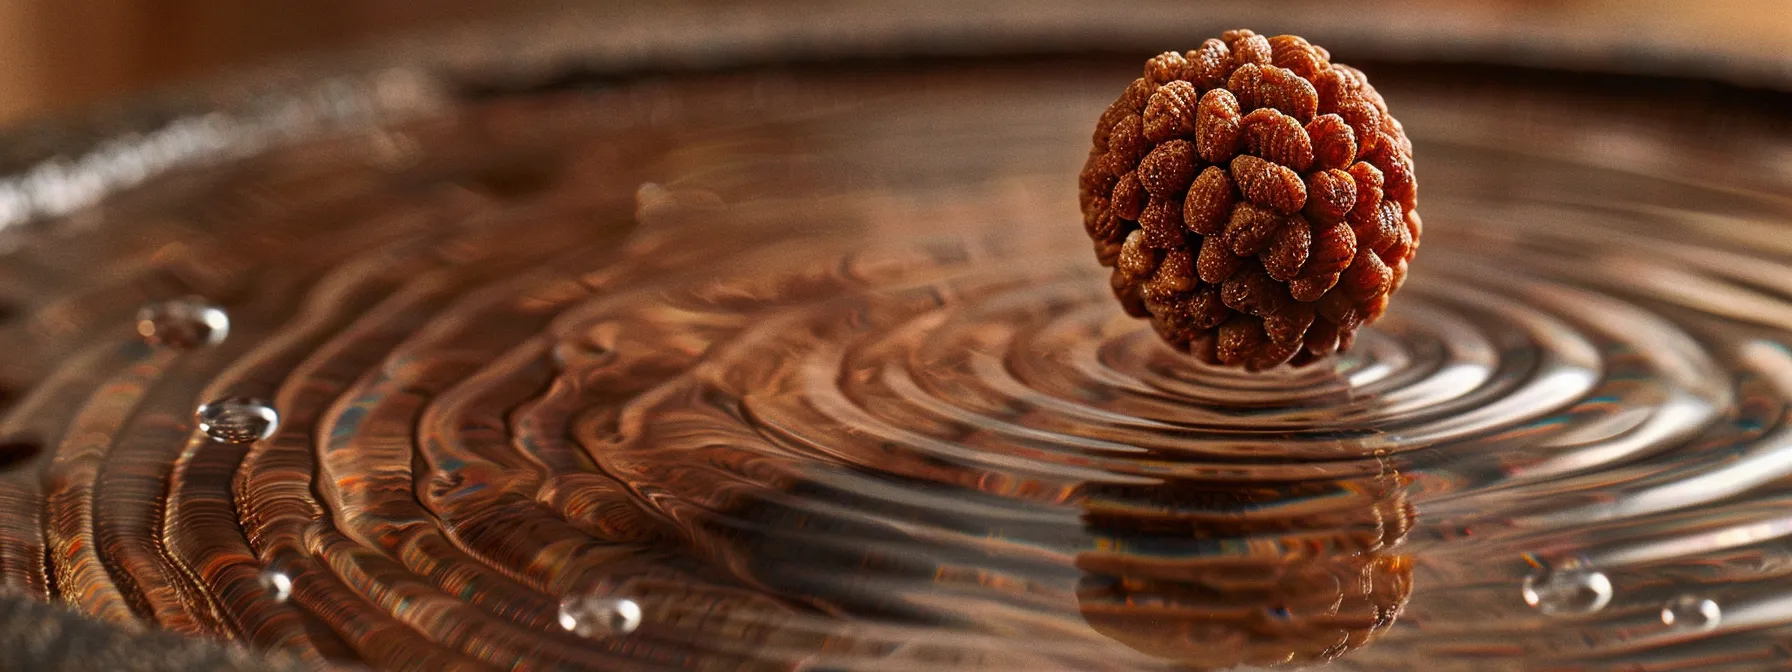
[1082, 30, 1419, 370]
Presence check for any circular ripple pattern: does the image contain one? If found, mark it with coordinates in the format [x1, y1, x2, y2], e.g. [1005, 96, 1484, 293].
[2, 58, 1792, 672]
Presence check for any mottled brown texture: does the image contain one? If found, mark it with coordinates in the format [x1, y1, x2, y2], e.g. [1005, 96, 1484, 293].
[1352, 199, 1405, 256]
[1223, 202, 1284, 256]
[1139, 197, 1187, 249]
[1230, 154, 1306, 215]
[1293, 220, 1356, 302]
[1182, 166, 1234, 235]
[1143, 81, 1201, 143]
[1346, 161, 1385, 220]
[1153, 249, 1197, 292]
[1261, 214, 1311, 282]
[1184, 39, 1232, 90]
[1257, 65, 1319, 123]
[1223, 30, 1273, 68]
[1138, 139, 1198, 197]
[1078, 29, 1419, 369]
[1267, 34, 1327, 81]
[1333, 100, 1382, 158]
[1241, 108, 1312, 172]
[1111, 172, 1145, 220]
[1197, 233, 1242, 284]
[1221, 264, 1287, 317]
[1306, 113, 1357, 171]
[1117, 230, 1155, 278]
[1144, 51, 1190, 86]
[1194, 88, 1243, 164]
[1303, 168, 1356, 226]
[1225, 64, 1264, 110]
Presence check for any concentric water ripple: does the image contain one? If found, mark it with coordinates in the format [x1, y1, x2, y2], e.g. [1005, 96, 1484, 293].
[2, 56, 1792, 671]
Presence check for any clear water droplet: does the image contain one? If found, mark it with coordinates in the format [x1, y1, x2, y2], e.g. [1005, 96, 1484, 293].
[1661, 594, 1719, 631]
[136, 298, 229, 348]
[557, 595, 642, 637]
[195, 398, 279, 443]
[258, 570, 293, 603]
[1521, 560, 1612, 615]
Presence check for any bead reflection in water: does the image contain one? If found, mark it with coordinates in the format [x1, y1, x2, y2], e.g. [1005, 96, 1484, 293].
[1661, 594, 1720, 632]
[1521, 559, 1612, 616]
[258, 570, 293, 604]
[557, 596, 642, 638]
[194, 398, 279, 444]
[1076, 473, 1413, 670]
[135, 298, 230, 348]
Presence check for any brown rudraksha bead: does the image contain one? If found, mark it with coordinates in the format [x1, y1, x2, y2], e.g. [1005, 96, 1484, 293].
[1081, 30, 1419, 370]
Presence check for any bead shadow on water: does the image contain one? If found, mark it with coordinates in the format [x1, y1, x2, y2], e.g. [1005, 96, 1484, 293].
[0, 437, 40, 471]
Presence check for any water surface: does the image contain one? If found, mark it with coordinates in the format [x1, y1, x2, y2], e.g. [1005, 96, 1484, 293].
[2, 58, 1792, 671]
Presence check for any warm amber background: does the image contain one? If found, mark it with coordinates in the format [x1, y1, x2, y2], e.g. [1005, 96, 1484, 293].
[0, 1, 550, 124]
[0, 0, 1785, 127]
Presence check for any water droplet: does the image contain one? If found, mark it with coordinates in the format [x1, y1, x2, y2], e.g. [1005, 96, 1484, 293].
[557, 595, 642, 637]
[1661, 594, 1720, 631]
[258, 570, 293, 603]
[195, 398, 279, 443]
[136, 298, 229, 348]
[1521, 560, 1612, 615]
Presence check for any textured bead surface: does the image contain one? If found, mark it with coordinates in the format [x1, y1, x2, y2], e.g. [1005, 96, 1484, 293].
[1080, 29, 1420, 370]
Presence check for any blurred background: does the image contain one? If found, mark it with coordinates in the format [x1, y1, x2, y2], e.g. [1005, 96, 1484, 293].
[0, 0, 1788, 127]
[3, 0, 1792, 128]
[0, 1, 549, 124]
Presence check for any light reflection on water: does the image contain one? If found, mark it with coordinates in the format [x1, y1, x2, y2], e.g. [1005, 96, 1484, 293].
[0, 55, 1790, 671]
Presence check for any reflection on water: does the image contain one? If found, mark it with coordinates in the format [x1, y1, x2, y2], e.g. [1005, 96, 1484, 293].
[1, 55, 1791, 671]
[1078, 474, 1412, 668]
